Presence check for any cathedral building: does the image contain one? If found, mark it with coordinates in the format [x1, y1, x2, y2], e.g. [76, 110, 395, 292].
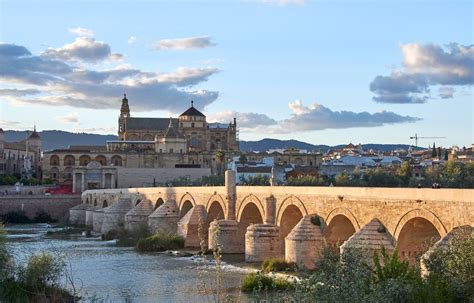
[42, 95, 239, 191]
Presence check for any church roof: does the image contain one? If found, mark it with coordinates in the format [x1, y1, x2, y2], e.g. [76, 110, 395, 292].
[125, 117, 179, 131]
[164, 118, 184, 138]
[179, 101, 205, 117]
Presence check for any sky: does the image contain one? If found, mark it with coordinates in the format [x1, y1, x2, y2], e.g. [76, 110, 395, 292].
[0, 0, 472, 148]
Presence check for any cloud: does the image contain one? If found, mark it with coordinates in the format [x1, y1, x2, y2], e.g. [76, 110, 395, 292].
[210, 110, 278, 128]
[76, 126, 116, 134]
[157, 67, 219, 86]
[438, 86, 454, 99]
[0, 88, 41, 97]
[128, 36, 138, 44]
[0, 41, 219, 112]
[42, 37, 123, 63]
[68, 27, 94, 38]
[370, 43, 473, 104]
[56, 113, 79, 124]
[153, 36, 216, 50]
[0, 119, 22, 129]
[212, 99, 420, 133]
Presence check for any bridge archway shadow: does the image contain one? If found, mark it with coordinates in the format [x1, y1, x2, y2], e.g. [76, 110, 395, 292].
[180, 200, 194, 218]
[396, 217, 441, 264]
[279, 205, 304, 253]
[206, 201, 226, 242]
[155, 198, 164, 210]
[325, 214, 356, 250]
[102, 200, 108, 208]
[238, 202, 264, 252]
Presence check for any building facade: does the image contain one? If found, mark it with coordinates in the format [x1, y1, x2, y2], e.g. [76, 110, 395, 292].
[42, 95, 239, 190]
[0, 127, 42, 178]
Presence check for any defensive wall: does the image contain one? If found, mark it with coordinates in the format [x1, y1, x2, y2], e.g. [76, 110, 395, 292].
[1, 195, 82, 221]
[73, 171, 474, 267]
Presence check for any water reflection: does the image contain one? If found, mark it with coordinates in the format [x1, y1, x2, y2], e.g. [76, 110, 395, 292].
[5, 224, 252, 303]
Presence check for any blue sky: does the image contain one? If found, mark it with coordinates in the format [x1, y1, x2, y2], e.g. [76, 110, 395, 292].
[0, 0, 472, 147]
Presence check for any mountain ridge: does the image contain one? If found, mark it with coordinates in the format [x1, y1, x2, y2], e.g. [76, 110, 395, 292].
[3, 130, 417, 152]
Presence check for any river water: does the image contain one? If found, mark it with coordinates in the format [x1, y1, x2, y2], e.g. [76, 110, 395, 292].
[4, 224, 254, 302]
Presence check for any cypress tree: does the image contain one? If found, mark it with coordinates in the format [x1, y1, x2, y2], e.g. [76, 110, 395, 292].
[432, 142, 437, 158]
[444, 149, 449, 161]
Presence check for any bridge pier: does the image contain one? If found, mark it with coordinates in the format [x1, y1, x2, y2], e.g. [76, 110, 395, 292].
[209, 220, 241, 253]
[101, 198, 132, 234]
[285, 215, 324, 269]
[85, 207, 96, 228]
[177, 205, 206, 248]
[69, 203, 92, 226]
[148, 199, 179, 234]
[92, 208, 105, 233]
[125, 199, 154, 231]
[245, 224, 283, 262]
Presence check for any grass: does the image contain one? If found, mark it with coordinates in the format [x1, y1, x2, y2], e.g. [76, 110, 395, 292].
[261, 258, 296, 273]
[242, 272, 294, 293]
[136, 231, 184, 252]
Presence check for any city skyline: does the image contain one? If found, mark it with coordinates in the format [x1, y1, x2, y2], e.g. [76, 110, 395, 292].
[0, 0, 472, 147]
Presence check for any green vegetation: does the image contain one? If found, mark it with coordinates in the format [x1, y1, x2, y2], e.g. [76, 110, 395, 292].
[0, 175, 54, 185]
[0, 225, 75, 302]
[239, 174, 270, 186]
[136, 231, 184, 252]
[102, 222, 151, 247]
[261, 258, 295, 273]
[242, 272, 294, 293]
[287, 175, 327, 186]
[1, 209, 55, 224]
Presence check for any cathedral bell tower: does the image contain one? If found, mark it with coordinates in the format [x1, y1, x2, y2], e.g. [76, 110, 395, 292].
[118, 93, 130, 140]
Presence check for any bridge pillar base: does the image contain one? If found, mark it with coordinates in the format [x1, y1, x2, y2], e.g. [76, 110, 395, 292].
[92, 209, 105, 233]
[101, 198, 132, 234]
[69, 203, 91, 226]
[209, 220, 241, 253]
[85, 208, 96, 227]
[178, 205, 206, 248]
[285, 215, 324, 269]
[148, 199, 179, 234]
[245, 224, 283, 262]
[125, 200, 154, 231]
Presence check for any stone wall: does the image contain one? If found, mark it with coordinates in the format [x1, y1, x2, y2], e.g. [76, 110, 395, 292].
[0, 195, 82, 221]
[116, 167, 212, 188]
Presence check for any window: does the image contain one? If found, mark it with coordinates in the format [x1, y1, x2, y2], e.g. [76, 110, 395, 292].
[191, 122, 195, 128]
[159, 149, 162, 153]
[180, 123, 183, 127]
[180, 149, 183, 153]
[170, 148, 173, 153]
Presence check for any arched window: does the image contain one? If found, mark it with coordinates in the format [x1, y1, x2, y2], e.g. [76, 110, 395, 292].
[50, 155, 60, 166]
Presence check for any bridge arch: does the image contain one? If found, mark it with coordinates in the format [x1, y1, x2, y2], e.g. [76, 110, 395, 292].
[237, 194, 265, 223]
[206, 193, 227, 217]
[325, 207, 360, 248]
[394, 209, 447, 263]
[276, 195, 308, 226]
[154, 197, 165, 209]
[102, 199, 108, 208]
[179, 193, 196, 218]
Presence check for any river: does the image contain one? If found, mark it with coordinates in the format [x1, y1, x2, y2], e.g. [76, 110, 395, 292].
[4, 224, 254, 302]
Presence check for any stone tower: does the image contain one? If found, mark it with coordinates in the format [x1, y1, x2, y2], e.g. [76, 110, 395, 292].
[118, 93, 130, 140]
[28, 126, 42, 178]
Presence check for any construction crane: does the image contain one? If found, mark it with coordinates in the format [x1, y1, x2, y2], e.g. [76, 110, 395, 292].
[410, 133, 446, 148]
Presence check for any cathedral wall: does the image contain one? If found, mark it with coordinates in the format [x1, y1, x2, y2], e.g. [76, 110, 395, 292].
[116, 167, 211, 188]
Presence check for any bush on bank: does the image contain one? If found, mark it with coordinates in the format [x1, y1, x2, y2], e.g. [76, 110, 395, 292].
[102, 222, 151, 247]
[136, 231, 184, 252]
[0, 225, 75, 302]
[1, 209, 55, 224]
[261, 258, 296, 273]
[242, 272, 294, 293]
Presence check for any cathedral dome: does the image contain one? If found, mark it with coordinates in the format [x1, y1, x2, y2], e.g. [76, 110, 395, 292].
[179, 100, 205, 117]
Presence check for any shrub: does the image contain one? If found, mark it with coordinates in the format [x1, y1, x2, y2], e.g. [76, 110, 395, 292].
[261, 258, 295, 273]
[242, 272, 294, 293]
[136, 231, 184, 252]
[33, 210, 55, 223]
[1, 210, 31, 224]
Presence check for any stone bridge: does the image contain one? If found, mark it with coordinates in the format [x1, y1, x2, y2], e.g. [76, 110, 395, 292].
[70, 171, 473, 268]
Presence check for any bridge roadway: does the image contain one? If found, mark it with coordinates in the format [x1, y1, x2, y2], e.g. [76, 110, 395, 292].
[72, 171, 473, 267]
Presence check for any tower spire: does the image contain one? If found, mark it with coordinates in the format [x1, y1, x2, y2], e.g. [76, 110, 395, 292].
[191, 100, 194, 108]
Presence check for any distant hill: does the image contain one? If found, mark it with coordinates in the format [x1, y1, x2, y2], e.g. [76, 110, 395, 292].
[4, 130, 117, 151]
[3, 130, 416, 152]
[239, 138, 416, 152]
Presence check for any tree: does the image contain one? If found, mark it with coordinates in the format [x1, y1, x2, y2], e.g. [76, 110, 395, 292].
[444, 149, 449, 161]
[214, 150, 226, 176]
[397, 161, 412, 186]
[432, 142, 437, 158]
[437, 147, 442, 160]
[239, 154, 248, 165]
